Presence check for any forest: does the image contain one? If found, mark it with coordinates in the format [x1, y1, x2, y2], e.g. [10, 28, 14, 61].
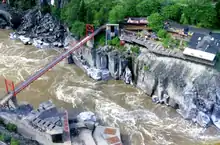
[48, 0, 220, 37]
[8, 0, 220, 38]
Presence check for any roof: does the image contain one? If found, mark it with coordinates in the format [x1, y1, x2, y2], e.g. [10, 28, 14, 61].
[164, 20, 211, 35]
[183, 47, 216, 61]
[93, 126, 122, 145]
[26, 100, 65, 135]
[188, 33, 220, 54]
[124, 17, 148, 25]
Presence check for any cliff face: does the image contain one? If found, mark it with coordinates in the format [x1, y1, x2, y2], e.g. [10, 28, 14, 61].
[76, 45, 133, 83]
[134, 48, 220, 128]
[68, 37, 220, 129]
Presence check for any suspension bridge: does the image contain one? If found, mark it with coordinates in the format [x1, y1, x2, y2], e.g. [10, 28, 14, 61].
[0, 24, 106, 108]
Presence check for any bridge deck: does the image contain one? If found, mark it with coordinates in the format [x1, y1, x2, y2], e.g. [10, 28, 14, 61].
[0, 25, 105, 106]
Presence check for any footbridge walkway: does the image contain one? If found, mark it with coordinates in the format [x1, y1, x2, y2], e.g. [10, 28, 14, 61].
[0, 24, 105, 107]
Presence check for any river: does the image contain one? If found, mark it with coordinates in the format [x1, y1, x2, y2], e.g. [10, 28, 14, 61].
[0, 29, 220, 145]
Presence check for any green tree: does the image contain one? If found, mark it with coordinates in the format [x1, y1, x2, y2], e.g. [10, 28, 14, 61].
[122, 0, 139, 16]
[162, 37, 170, 48]
[109, 5, 126, 23]
[131, 46, 140, 54]
[6, 123, 17, 132]
[0, 134, 4, 141]
[78, 0, 86, 22]
[157, 29, 167, 39]
[10, 138, 19, 145]
[148, 13, 165, 32]
[181, 0, 217, 28]
[215, 1, 220, 26]
[161, 4, 182, 21]
[136, 0, 161, 17]
[60, 0, 81, 26]
[70, 21, 86, 37]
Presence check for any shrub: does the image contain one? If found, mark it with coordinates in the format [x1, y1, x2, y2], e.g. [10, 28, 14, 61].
[10, 138, 20, 145]
[144, 65, 149, 71]
[131, 46, 140, 54]
[6, 123, 17, 132]
[0, 133, 4, 141]
[157, 29, 167, 39]
[117, 46, 127, 52]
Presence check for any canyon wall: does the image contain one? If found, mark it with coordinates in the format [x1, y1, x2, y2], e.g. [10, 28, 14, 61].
[78, 45, 220, 129]
[134, 48, 220, 128]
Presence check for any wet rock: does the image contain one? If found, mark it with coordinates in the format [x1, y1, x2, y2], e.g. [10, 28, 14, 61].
[136, 70, 157, 96]
[177, 104, 198, 120]
[211, 104, 220, 129]
[152, 95, 160, 104]
[167, 97, 179, 109]
[108, 51, 119, 79]
[0, 17, 7, 28]
[160, 92, 169, 105]
[123, 67, 133, 85]
[196, 111, 211, 127]
[15, 9, 67, 48]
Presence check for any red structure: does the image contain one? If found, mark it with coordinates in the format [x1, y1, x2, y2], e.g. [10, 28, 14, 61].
[86, 24, 94, 36]
[120, 40, 125, 46]
[4, 79, 16, 97]
[0, 25, 105, 106]
[2, 0, 6, 4]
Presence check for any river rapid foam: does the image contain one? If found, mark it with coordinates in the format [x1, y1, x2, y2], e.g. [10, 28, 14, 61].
[0, 30, 220, 145]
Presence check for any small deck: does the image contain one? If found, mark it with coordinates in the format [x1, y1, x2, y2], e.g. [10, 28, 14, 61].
[120, 32, 215, 66]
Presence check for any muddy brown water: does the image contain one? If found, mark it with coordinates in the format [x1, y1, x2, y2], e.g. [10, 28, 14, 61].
[0, 29, 220, 145]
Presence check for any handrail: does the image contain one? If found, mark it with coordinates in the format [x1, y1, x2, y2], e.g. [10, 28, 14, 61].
[0, 25, 106, 105]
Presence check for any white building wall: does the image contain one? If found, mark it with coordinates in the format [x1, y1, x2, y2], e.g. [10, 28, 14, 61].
[183, 47, 216, 61]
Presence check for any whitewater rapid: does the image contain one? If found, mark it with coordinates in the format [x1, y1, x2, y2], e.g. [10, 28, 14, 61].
[0, 29, 220, 145]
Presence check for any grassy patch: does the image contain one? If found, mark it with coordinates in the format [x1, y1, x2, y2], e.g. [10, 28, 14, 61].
[6, 123, 17, 132]
[131, 46, 140, 54]
[144, 65, 150, 71]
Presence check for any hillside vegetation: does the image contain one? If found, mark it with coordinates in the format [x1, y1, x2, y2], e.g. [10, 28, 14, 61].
[48, 0, 220, 37]
[9, 0, 220, 38]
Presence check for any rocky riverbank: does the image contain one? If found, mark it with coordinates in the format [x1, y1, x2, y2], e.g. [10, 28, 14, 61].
[0, 4, 23, 29]
[2, 4, 220, 131]
[134, 48, 220, 128]
[69, 41, 220, 130]
[4, 7, 68, 49]
[13, 9, 67, 48]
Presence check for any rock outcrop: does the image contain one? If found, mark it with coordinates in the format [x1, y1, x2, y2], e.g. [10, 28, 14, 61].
[14, 8, 67, 48]
[134, 48, 220, 129]
[71, 44, 134, 84]
[0, 4, 23, 29]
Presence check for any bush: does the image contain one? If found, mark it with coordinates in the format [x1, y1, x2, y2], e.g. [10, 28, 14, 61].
[131, 46, 140, 54]
[6, 123, 17, 132]
[70, 21, 86, 37]
[162, 37, 170, 48]
[10, 138, 20, 145]
[117, 46, 127, 52]
[144, 65, 149, 71]
[157, 29, 167, 39]
[0, 133, 4, 141]
[95, 33, 106, 46]
[4, 135, 11, 142]
[108, 37, 120, 47]
[51, 6, 61, 18]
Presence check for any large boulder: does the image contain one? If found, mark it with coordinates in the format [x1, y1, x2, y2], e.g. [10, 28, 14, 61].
[15, 9, 67, 48]
[0, 4, 22, 29]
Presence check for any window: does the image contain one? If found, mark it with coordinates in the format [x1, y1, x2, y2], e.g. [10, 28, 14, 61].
[111, 26, 114, 33]
[51, 134, 63, 143]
